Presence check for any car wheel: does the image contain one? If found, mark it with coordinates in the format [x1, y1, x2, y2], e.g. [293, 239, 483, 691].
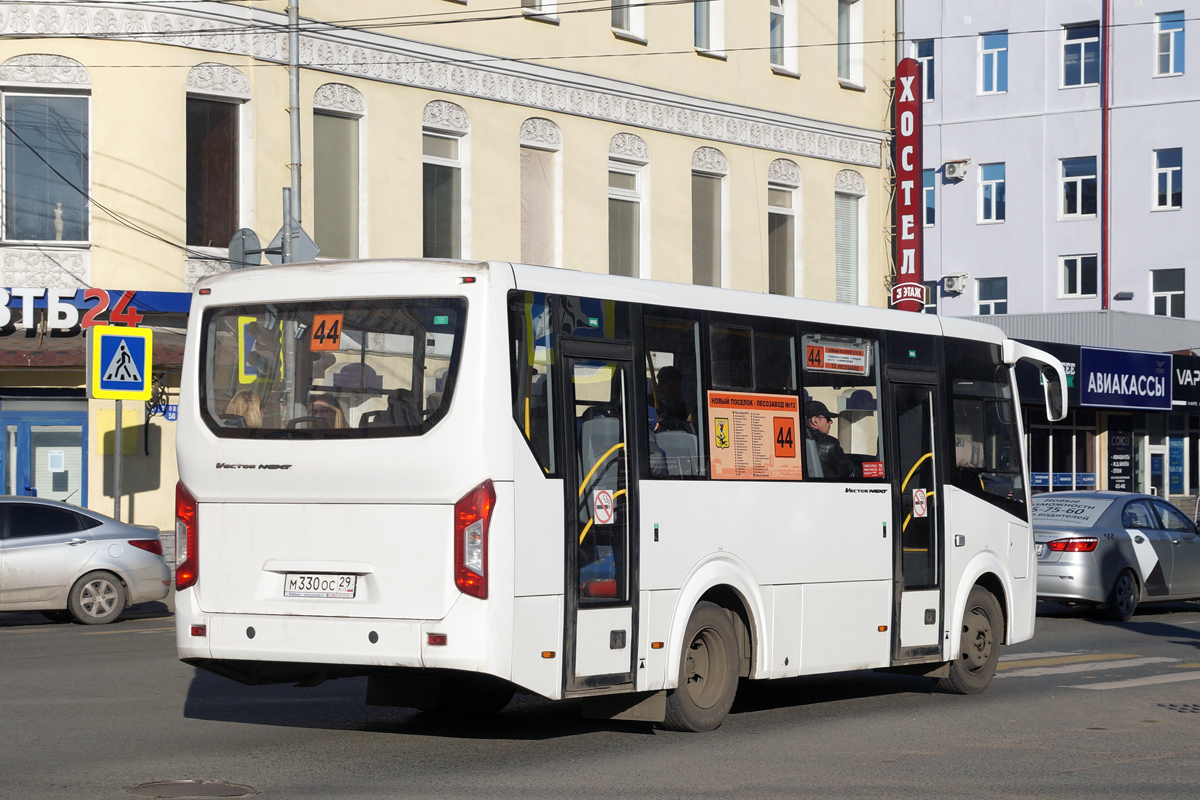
[67, 572, 126, 625]
[40, 610, 74, 624]
[661, 601, 740, 732]
[938, 586, 1003, 695]
[1104, 569, 1139, 622]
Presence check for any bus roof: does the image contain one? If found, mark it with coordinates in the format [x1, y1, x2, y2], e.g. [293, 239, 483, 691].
[193, 258, 1008, 346]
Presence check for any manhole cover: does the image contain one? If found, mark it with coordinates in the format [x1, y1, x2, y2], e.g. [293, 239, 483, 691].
[127, 781, 255, 798]
[1157, 703, 1200, 713]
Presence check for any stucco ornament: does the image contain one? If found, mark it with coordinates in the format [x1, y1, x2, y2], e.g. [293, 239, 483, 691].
[313, 83, 366, 115]
[184, 259, 230, 293]
[768, 158, 802, 187]
[422, 100, 470, 133]
[609, 133, 649, 163]
[692, 146, 729, 175]
[186, 63, 252, 99]
[835, 169, 867, 195]
[519, 118, 562, 149]
[0, 54, 89, 87]
[1, 249, 90, 290]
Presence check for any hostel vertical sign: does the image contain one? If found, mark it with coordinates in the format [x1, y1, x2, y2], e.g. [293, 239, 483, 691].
[891, 58, 925, 312]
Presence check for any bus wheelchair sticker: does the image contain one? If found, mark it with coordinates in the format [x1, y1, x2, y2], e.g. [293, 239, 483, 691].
[913, 488, 928, 518]
[310, 313, 343, 351]
[707, 391, 803, 481]
[593, 489, 615, 525]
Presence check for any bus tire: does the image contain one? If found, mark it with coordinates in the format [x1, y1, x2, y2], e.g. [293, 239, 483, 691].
[938, 586, 1002, 695]
[661, 601, 739, 732]
[1103, 569, 1139, 622]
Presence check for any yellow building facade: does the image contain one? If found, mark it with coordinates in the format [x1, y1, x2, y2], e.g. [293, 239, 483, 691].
[0, 1, 895, 529]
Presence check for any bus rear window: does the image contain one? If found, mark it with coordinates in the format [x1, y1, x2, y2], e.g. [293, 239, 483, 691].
[199, 298, 466, 439]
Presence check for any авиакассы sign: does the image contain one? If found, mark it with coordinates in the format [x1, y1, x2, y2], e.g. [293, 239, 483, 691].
[1080, 347, 1172, 411]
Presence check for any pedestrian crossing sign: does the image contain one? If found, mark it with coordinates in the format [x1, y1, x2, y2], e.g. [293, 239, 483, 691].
[88, 325, 153, 400]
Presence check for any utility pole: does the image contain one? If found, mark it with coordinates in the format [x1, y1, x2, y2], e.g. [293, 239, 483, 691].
[287, 0, 302, 261]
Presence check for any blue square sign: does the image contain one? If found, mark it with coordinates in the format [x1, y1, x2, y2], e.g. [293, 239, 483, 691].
[89, 325, 152, 400]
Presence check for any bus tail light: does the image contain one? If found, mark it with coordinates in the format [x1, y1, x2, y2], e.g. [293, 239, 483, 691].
[175, 481, 200, 591]
[1047, 537, 1098, 552]
[454, 480, 495, 599]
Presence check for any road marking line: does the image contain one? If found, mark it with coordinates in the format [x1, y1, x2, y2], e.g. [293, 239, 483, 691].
[997, 653, 1136, 671]
[1064, 670, 1200, 690]
[999, 651, 1083, 662]
[997, 657, 1179, 678]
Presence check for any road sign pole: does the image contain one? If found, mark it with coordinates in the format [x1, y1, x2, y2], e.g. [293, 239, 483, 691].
[282, 188, 294, 264]
[114, 399, 122, 522]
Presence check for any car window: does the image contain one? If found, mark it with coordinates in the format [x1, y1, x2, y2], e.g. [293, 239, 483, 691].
[1121, 500, 1159, 530]
[5, 504, 83, 539]
[1152, 501, 1194, 533]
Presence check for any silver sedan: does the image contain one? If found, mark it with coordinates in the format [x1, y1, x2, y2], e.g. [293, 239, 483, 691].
[0, 496, 170, 624]
[1034, 491, 1200, 621]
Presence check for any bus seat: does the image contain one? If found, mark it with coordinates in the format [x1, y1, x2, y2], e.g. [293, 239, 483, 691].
[580, 416, 622, 490]
[804, 429, 825, 478]
[656, 430, 698, 476]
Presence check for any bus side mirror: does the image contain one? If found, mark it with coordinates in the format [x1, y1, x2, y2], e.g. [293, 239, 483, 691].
[1002, 341, 1068, 423]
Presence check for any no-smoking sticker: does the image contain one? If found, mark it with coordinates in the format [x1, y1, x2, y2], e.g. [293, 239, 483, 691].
[593, 489, 615, 525]
[913, 488, 928, 518]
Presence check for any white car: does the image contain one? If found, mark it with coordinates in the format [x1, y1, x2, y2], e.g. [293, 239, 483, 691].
[0, 496, 171, 624]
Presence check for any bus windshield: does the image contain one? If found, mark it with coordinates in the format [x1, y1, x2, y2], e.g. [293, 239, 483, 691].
[199, 298, 467, 439]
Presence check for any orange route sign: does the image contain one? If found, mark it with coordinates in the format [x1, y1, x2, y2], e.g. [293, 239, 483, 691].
[707, 391, 803, 481]
[310, 313, 343, 351]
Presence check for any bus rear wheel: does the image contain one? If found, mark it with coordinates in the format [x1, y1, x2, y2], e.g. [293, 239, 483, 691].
[661, 601, 739, 732]
[938, 586, 1002, 695]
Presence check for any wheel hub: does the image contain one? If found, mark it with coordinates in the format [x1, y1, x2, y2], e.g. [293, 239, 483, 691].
[961, 608, 993, 671]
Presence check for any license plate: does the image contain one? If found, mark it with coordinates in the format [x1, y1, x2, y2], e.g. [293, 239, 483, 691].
[1034, 543, 1045, 557]
[284, 573, 357, 599]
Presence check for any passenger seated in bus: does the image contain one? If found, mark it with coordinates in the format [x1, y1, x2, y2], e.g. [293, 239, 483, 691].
[804, 401, 856, 479]
[653, 365, 690, 427]
[223, 390, 262, 428]
[647, 407, 669, 478]
[308, 394, 347, 428]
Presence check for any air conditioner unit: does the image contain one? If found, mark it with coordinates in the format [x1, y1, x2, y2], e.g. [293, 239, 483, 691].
[944, 160, 969, 180]
[943, 274, 967, 294]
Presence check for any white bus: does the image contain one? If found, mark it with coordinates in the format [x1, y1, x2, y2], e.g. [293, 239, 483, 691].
[175, 259, 1066, 731]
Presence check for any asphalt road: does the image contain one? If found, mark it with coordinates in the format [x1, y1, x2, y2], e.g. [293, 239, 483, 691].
[3, 599, 1200, 800]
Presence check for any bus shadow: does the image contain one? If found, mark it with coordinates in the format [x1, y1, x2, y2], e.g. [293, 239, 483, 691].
[731, 670, 935, 716]
[182, 670, 654, 740]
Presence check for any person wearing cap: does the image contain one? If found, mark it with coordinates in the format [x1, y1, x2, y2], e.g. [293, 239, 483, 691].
[804, 401, 857, 479]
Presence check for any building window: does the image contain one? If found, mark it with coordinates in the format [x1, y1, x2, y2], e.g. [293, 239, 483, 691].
[312, 112, 360, 260]
[979, 162, 1006, 223]
[834, 192, 861, 304]
[1152, 268, 1185, 317]
[1155, 148, 1183, 210]
[423, 133, 463, 259]
[915, 39, 935, 101]
[1061, 156, 1097, 218]
[1157, 11, 1185, 76]
[979, 31, 1008, 94]
[691, 148, 727, 289]
[923, 169, 936, 226]
[612, 1, 643, 38]
[922, 280, 938, 314]
[694, 1, 724, 52]
[837, 0, 863, 86]
[1061, 254, 1098, 298]
[609, 163, 641, 277]
[977, 277, 1008, 315]
[769, 1, 797, 72]
[768, 184, 795, 296]
[1063, 23, 1100, 87]
[521, 0, 557, 18]
[187, 97, 240, 248]
[520, 118, 562, 268]
[2, 93, 89, 243]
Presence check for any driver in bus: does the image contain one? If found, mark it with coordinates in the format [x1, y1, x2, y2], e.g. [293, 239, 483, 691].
[804, 401, 856, 479]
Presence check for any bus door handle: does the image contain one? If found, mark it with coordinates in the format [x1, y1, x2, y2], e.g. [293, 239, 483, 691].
[954, 535, 965, 547]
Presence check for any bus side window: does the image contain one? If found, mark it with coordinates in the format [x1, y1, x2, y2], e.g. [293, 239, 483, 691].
[946, 340, 1027, 521]
[644, 315, 705, 478]
[508, 291, 557, 475]
[800, 333, 883, 481]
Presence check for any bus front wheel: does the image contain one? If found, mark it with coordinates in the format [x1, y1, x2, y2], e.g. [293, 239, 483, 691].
[938, 586, 1002, 695]
[661, 601, 739, 732]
